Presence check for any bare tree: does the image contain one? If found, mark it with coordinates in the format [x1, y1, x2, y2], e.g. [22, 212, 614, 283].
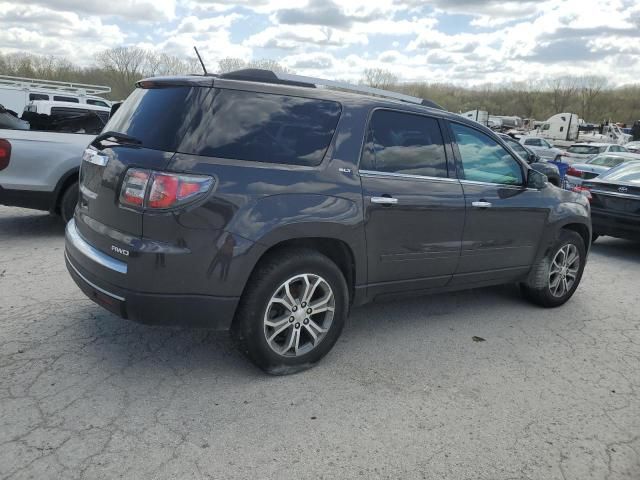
[545, 76, 579, 113]
[217, 57, 246, 73]
[95, 47, 147, 97]
[362, 68, 397, 89]
[577, 75, 607, 122]
[510, 80, 541, 119]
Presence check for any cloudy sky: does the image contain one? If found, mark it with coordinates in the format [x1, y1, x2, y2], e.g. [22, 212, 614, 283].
[2, 0, 640, 85]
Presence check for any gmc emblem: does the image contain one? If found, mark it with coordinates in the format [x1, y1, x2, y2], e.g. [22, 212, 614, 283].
[111, 245, 130, 256]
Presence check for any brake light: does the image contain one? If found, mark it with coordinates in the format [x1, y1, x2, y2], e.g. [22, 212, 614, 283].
[566, 167, 581, 177]
[571, 185, 592, 201]
[119, 169, 213, 210]
[120, 169, 150, 207]
[0, 139, 11, 171]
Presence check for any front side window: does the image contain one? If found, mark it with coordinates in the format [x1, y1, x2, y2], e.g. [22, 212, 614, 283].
[541, 139, 552, 148]
[504, 138, 529, 160]
[360, 110, 448, 177]
[451, 123, 523, 185]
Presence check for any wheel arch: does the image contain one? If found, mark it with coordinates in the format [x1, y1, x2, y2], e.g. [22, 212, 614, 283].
[51, 167, 79, 214]
[243, 237, 357, 305]
[561, 222, 591, 251]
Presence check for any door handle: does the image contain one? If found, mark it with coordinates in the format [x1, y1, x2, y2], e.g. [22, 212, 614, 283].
[371, 196, 398, 205]
[472, 201, 492, 208]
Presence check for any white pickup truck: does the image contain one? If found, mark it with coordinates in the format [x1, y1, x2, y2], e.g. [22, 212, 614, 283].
[0, 100, 111, 222]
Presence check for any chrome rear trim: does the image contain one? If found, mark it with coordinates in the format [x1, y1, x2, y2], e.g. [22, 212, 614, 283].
[65, 218, 127, 274]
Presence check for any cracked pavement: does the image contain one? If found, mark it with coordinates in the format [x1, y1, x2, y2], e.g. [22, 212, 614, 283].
[1, 205, 639, 479]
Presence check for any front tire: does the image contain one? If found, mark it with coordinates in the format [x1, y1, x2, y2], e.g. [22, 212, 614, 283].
[521, 230, 586, 308]
[232, 248, 349, 374]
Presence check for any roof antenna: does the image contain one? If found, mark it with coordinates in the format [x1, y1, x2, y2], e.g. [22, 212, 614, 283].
[193, 46, 208, 75]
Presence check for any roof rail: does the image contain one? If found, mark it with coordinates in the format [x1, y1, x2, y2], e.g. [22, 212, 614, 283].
[219, 69, 444, 110]
[0, 75, 111, 96]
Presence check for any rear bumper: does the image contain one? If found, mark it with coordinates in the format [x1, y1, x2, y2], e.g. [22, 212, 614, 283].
[65, 219, 239, 329]
[591, 208, 640, 240]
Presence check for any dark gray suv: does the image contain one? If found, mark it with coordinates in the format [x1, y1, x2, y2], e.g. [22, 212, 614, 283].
[65, 70, 591, 373]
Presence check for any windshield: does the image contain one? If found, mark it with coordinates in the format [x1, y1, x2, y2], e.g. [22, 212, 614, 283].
[567, 145, 603, 155]
[601, 163, 640, 184]
[588, 155, 625, 167]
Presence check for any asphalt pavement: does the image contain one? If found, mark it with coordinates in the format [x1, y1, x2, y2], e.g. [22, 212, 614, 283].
[1, 206, 638, 479]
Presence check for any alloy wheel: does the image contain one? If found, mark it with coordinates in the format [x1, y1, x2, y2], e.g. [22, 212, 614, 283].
[548, 244, 580, 298]
[263, 274, 335, 357]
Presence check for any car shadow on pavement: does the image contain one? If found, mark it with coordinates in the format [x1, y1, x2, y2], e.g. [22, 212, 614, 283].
[71, 284, 527, 378]
[0, 209, 65, 237]
[591, 236, 640, 262]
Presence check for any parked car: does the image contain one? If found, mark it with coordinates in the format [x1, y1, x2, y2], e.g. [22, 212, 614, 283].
[577, 162, 640, 242]
[624, 141, 640, 154]
[0, 100, 110, 222]
[519, 136, 563, 161]
[560, 143, 628, 164]
[64, 70, 592, 374]
[565, 152, 640, 187]
[498, 134, 561, 186]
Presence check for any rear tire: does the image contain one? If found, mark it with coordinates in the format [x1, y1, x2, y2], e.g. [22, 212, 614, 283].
[521, 230, 586, 308]
[60, 181, 78, 223]
[232, 248, 349, 375]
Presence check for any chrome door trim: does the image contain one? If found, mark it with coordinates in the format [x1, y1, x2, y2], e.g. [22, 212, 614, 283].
[359, 169, 459, 183]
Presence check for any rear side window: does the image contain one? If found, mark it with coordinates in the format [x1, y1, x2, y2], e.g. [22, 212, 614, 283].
[29, 93, 49, 101]
[360, 110, 448, 177]
[524, 138, 541, 146]
[178, 89, 341, 166]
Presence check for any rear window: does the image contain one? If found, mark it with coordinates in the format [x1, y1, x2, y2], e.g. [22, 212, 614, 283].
[568, 145, 603, 155]
[105, 86, 342, 166]
[601, 163, 640, 184]
[588, 155, 624, 167]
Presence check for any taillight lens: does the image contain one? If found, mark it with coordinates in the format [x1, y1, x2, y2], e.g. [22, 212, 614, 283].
[120, 169, 213, 210]
[0, 139, 11, 171]
[571, 185, 592, 201]
[120, 169, 150, 207]
[566, 167, 581, 177]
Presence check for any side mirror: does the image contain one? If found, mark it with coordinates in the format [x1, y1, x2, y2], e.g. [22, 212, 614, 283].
[527, 152, 537, 164]
[527, 168, 548, 189]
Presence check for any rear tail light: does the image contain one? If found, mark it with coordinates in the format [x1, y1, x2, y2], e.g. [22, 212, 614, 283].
[120, 169, 213, 210]
[566, 167, 581, 177]
[0, 139, 11, 171]
[571, 185, 592, 201]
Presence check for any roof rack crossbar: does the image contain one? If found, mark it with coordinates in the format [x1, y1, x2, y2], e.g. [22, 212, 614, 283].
[275, 73, 424, 105]
[0, 75, 111, 96]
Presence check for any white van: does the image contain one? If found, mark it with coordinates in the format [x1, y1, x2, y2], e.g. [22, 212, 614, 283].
[0, 75, 111, 115]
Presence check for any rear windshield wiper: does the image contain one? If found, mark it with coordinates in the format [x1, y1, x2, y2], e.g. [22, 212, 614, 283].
[92, 131, 143, 149]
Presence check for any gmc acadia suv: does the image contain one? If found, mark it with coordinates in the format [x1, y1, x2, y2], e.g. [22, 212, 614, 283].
[65, 70, 591, 374]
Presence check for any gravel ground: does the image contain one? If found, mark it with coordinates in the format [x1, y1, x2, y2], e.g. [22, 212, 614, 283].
[0, 205, 639, 480]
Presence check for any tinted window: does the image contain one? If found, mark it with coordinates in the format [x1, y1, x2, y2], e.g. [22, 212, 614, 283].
[103, 86, 207, 153]
[87, 99, 109, 107]
[53, 96, 79, 103]
[524, 138, 541, 146]
[29, 93, 49, 101]
[601, 163, 640, 184]
[360, 110, 448, 177]
[451, 123, 523, 185]
[179, 89, 341, 166]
